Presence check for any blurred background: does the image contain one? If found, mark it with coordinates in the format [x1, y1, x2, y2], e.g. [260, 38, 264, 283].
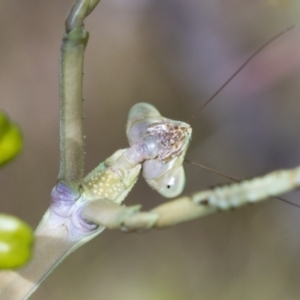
[1, 0, 300, 299]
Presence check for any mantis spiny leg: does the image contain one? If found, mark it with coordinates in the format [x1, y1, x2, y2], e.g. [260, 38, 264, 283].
[81, 166, 300, 231]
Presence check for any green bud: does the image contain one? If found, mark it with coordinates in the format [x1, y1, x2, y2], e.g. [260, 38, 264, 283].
[0, 112, 23, 167]
[0, 214, 33, 269]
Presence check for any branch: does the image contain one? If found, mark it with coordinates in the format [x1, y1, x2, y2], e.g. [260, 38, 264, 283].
[58, 0, 100, 188]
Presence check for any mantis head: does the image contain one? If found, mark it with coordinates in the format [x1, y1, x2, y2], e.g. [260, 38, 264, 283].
[127, 103, 192, 198]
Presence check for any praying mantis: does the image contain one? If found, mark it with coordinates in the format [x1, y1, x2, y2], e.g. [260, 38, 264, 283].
[0, 1, 300, 299]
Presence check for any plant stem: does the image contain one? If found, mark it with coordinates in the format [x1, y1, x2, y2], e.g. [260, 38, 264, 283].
[58, 0, 100, 188]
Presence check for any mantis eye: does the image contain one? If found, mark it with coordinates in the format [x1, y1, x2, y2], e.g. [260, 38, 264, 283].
[157, 165, 186, 198]
[126, 103, 161, 146]
[143, 158, 186, 198]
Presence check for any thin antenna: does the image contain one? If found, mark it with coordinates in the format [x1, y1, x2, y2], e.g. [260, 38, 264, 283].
[185, 159, 300, 208]
[185, 159, 238, 182]
[187, 25, 294, 122]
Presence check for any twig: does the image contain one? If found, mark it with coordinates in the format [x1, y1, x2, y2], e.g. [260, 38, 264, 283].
[58, 0, 100, 187]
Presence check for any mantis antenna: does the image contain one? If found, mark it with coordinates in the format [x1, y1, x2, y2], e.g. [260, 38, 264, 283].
[187, 25, 294, 122]
[184, 25, 299, 207]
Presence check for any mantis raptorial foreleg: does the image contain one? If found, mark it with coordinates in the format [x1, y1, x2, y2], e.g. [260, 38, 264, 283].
[80, 102, 191, 203]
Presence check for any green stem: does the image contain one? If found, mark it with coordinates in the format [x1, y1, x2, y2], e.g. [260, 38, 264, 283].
[66, 0, 100, 33]
[58, 28, 88, 187]
[58, 0, 100, 188]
